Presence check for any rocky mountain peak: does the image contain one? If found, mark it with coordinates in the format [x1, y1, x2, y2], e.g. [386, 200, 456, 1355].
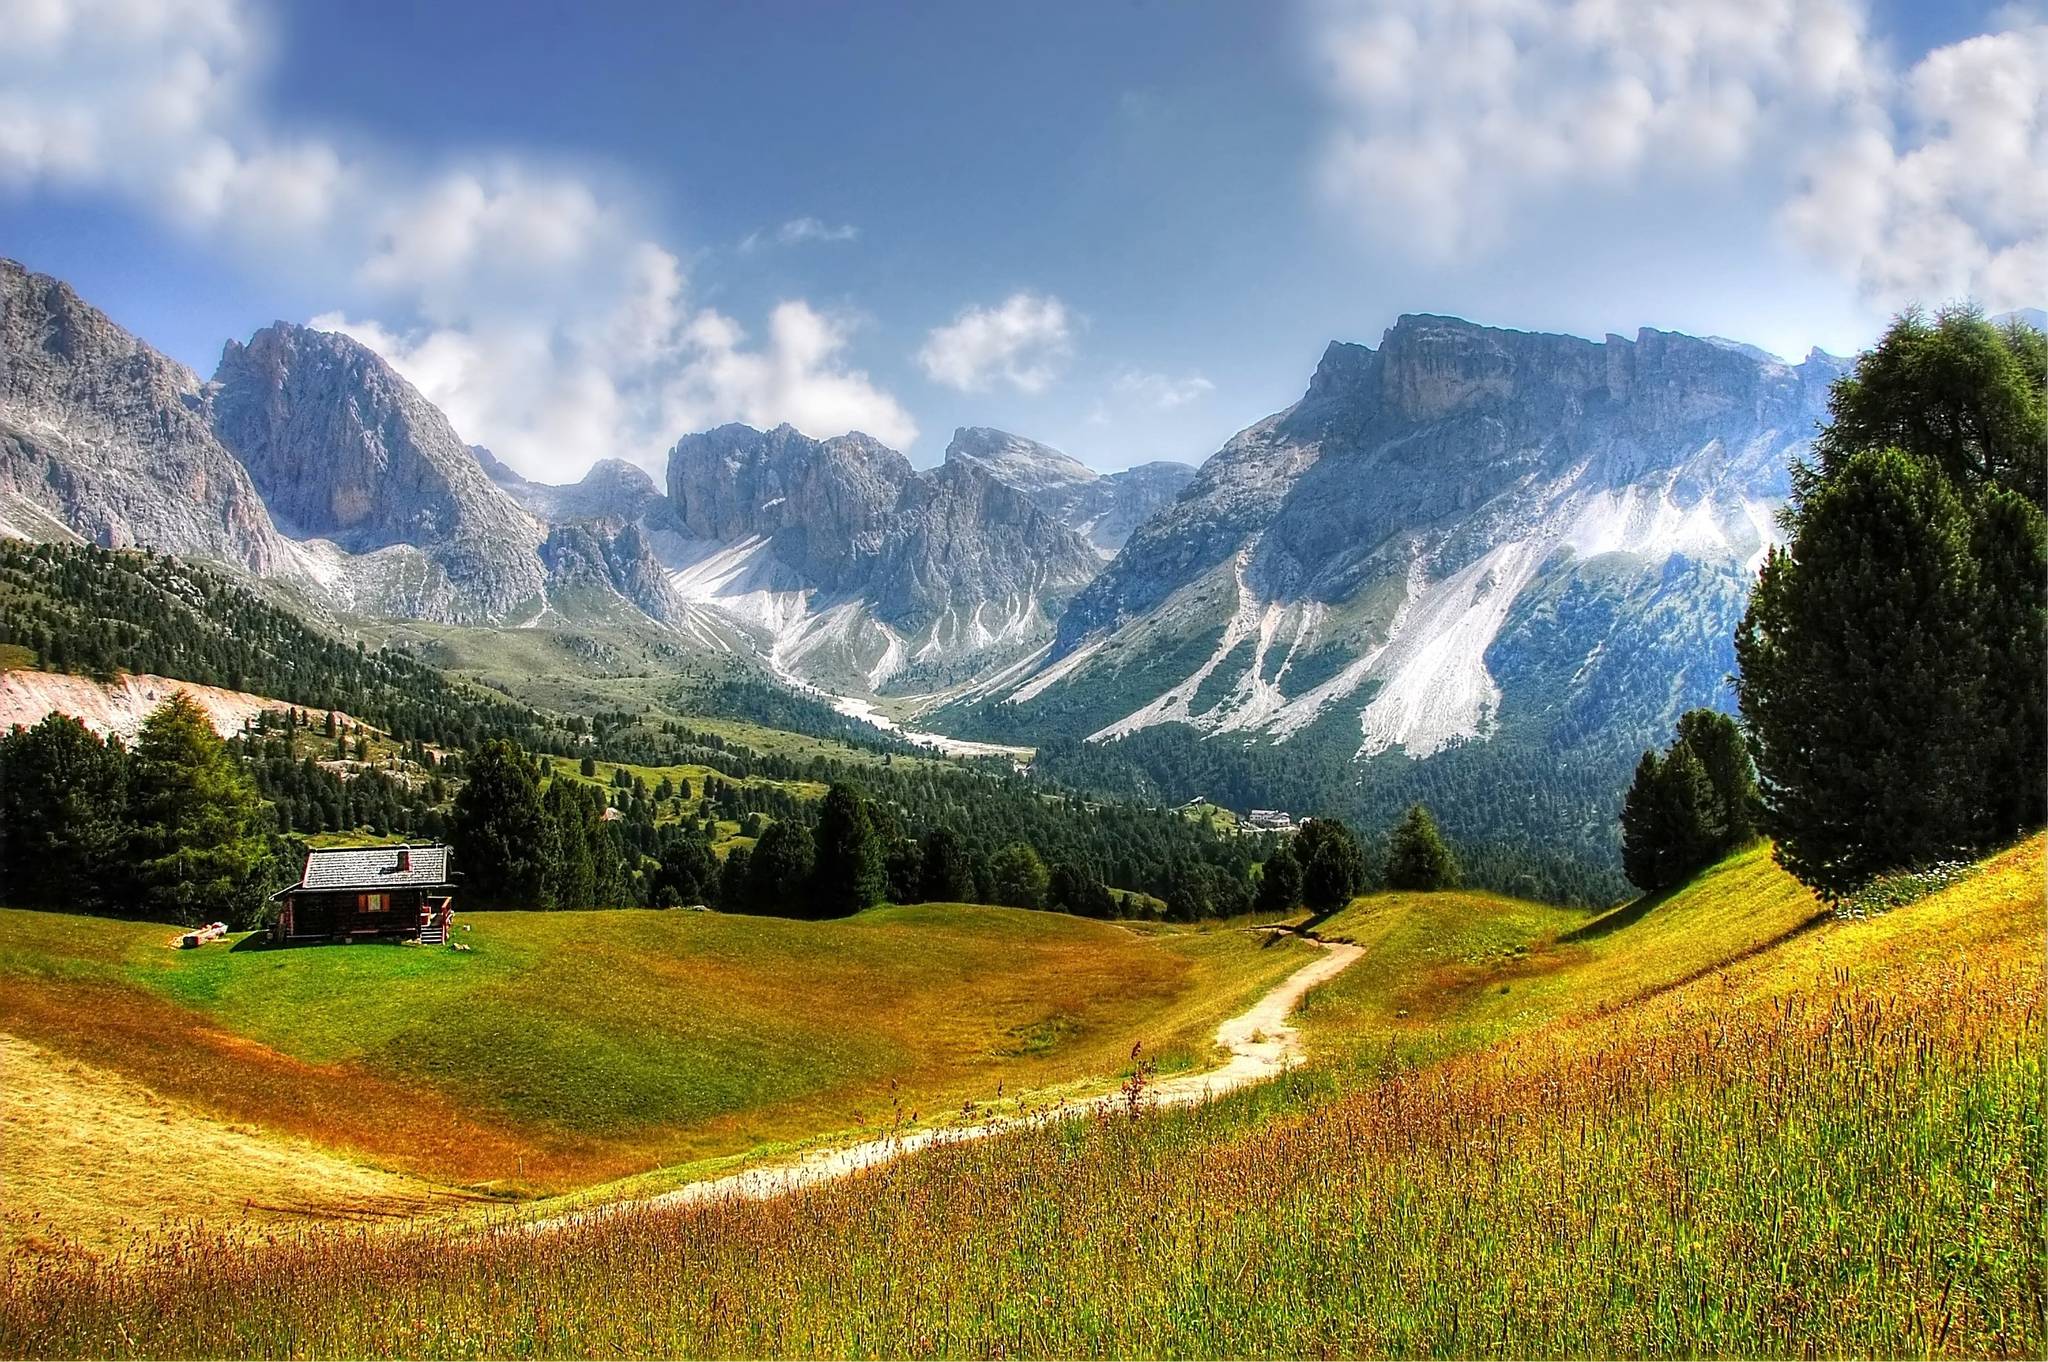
[944, 427, 1099, 492]
[0, 258, 292, 571]
[208, 320, 547, 618]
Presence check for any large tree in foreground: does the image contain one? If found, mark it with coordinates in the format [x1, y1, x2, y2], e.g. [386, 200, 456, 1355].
[1738, 307, 2046, 897]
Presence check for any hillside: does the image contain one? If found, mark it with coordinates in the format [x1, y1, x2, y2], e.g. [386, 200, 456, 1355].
[7, 836, 2032, 1354]
[0, 902, 1314, 1249]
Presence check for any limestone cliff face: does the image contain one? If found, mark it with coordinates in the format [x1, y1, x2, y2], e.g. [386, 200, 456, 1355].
[661, 422, 1102, 690]
[992, 313, 1844, 779]
[0, 259, 293, 572]
[209, 324, 548, 620]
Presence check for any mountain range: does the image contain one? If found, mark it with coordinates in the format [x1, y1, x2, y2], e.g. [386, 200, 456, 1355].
[3, 253, 1917, 881]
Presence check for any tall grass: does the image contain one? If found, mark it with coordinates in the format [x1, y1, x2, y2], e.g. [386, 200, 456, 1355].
[6, 930, 2038, 1357]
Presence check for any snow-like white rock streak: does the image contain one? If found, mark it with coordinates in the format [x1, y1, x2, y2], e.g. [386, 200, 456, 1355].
[1062, 464, 1791, 759]
[1356, 539, 1542, 757]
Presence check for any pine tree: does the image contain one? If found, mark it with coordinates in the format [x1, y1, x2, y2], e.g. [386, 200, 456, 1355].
[1385, 804, 1460, 891]
[1743, 307, 2047, 896]
[1253, 844, 1302, 915]
[812, 783, 886, 916]
[0, 713, 131, 912]
[1672, 709, 1760, 847]
[747, 820, 815, 915]
[989, 842, 1049, 909]
[452, 739, 551, 908]
[1738, 449, 1989, 895]
[1296, 817, 1367, 913]
[541, 779, 597, 909]
[128, 694, 272, 925]
[716, 846, 752, 912]
[918, 827, 975, 903]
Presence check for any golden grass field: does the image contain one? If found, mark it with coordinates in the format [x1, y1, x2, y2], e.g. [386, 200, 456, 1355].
[2, 837, 2040, 1356]
[0, 902, 1312, 1253]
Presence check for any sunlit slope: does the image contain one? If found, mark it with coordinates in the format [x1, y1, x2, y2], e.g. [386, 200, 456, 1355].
[1301, 840, 1827, 1060]
[0, 904, 1313, 1199]
[11, 838, 2035, 1357]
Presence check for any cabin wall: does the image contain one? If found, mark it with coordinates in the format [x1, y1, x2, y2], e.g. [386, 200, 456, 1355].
[281, 888, 433, 940]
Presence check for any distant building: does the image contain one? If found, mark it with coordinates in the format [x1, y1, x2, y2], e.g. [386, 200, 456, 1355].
[270, 843, 456, 945]
[1247, 809, 1298, 832]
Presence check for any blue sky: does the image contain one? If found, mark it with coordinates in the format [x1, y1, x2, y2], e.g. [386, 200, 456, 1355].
[2, 0, 2039, 480]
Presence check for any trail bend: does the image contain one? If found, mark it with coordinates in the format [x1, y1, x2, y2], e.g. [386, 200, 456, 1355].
[528, 933, 1363, 1230]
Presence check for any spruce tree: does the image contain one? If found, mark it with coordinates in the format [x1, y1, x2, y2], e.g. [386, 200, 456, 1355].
[812, 783, 886, 915]
[0, 713, 131, 913]
[451, 739, 551, 909]
[1737, 449, 1989, 894]
[1296, 817, 1367, 913]
[128, 694, 271, 925]
[918, 826, 975, 903]
[1673, 709, 1760, 847]
[1743, 307, 2046, 895]
[747, 820, 816, 915]
[1385, 804, 1460, 891]
[1253, 844, 1303, 915]
[989, 842, 1050, 909]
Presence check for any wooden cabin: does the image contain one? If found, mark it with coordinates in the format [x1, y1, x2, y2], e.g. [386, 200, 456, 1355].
[270, 844, 456, 945]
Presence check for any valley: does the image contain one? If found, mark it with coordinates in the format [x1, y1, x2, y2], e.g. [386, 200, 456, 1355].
[1, 214, 2041, 1361]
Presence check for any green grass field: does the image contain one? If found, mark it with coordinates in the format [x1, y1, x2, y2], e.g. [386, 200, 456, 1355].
[0, 901, 1313, 1238]
[5, 837, 2032, 1356]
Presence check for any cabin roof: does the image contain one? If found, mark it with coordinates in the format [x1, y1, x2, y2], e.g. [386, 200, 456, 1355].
[289, 844, 454, 893]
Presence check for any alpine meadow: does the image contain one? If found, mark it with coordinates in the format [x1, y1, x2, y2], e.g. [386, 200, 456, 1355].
[1, 2, 2043, 1360]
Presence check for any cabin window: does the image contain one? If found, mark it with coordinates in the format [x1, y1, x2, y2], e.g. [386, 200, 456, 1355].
[359, 892, 391, 914]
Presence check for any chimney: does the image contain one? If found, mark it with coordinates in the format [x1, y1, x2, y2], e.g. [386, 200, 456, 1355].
[397, 846, 411, 873]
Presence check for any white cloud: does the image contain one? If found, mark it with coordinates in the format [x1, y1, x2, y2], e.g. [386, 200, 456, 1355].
[1310, 0, 2047, 312]
[740, 216, 860, 252]
[1113, 369, 1214, 409]
[1781, 23, 2048, 311]
[917, 292, 1075, 393]
[0, 0, 916, 478]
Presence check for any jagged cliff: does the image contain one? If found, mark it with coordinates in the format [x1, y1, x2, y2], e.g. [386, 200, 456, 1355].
[974, 314, 1845, 763]
[661, 423, 1104, 691]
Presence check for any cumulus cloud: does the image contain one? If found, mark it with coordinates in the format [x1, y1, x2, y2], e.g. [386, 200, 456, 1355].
[1781, 23, 2048, 311]
[1310, 0, 2046, 312]
[0, 0, 916, 477]
[1113, 369, 1214, 409]
[740, 216, 860, 251]
[917, 292, 1075, 393]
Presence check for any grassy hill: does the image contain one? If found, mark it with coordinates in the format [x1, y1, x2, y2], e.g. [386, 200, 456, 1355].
[0, 902, 1312, 1249]
[7, 836, 2033, 1355]
[1298, 841, 1826, 1064]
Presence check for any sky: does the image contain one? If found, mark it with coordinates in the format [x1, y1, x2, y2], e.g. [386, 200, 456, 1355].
[2, 0, 2041, 482]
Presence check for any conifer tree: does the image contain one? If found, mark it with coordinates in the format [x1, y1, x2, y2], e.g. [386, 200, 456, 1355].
[1253, 844, 1303, 915]
[989, 841, 1050, 909]
[812, 782, 887, 915]
[747, 820, 815, 915]
[452, 739, 551, 908]
[1385, 803, 1460, 891]
[1742, 307, 2047, 895]
[0, 713, 131, 913]
[128, 694, 271, 925]
[1296, 817, 1367, 913]
[918, 826, 975, 903]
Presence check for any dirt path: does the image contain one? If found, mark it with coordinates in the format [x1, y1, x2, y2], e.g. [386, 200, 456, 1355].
[529, 933, 1363, 1229]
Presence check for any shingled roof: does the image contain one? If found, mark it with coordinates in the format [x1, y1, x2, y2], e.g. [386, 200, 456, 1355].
[290, 844, 454, 892]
